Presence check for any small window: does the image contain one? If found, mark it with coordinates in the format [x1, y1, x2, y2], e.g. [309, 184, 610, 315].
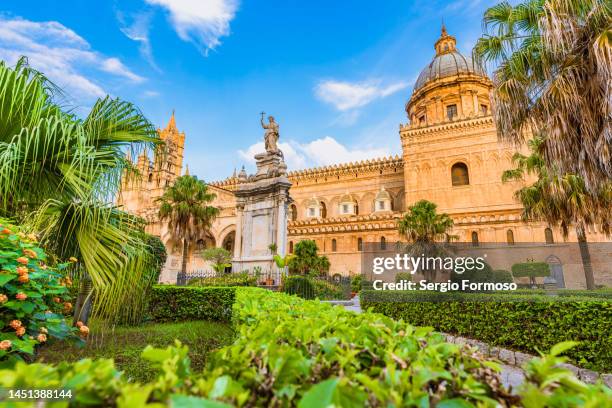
[290, 204, 297, 221]
[380, 236, 386, 250]
[342, 204, 349, 214]
[332, 239, 337, 252]
[289, 241, 294, 253]
[419, 115, 426, 124]
[320, 202, 327, 219]
[451, 162, 470, 186]
[446, 104, 457, 120]
[148, 173, 153, 182]
[480, 104, 488, 115]
[545, 228, 554, 244]
[378, 201, 385, 211]
[471, 231, 479, 247]
[308, 208, 315, 217]
[506, 229, 514, 245]
[357, 238, 363, 252]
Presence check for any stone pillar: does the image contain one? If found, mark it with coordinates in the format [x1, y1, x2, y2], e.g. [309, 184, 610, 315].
[232, 151, 292, 275]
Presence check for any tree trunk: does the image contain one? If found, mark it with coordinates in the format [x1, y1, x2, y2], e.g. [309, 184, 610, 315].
[73, 274, 93, 325]
[576, 223, 595, 290]
[179, 238, 189, 285]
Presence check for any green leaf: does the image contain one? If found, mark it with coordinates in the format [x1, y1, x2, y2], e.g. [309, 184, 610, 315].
[550, 341, 579, 357]
[0, 274, 15, 286]
[437, 399, 475, 408]
[298, 378, 339, 408]
[170, 395, 232, 408]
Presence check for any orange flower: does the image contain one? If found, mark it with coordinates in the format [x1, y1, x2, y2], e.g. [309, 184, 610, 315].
[63, 302, 72, 311]
[1, 228, 10, 234]
[79, 325, 90, 336]
[0, 294, 7, 303]
[18, 274, 29, 283]
[53, 297, 61, 303]
[16, 326, 26, 337]
[75, 321, 84, 328]
[0, 340, 11, 350]
[16, 266, 28, 275]
[9, 320, 22, 329]
[23, 249, 37, 259]
[15, 292, 27, 301]
[37, 333, 47, 343]
[16, 257, 29, 265]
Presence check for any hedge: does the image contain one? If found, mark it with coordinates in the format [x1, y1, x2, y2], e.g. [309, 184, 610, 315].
[361, 290, 612, 372]
[147, 285, 235, 322]
[188, 272, 257, 287]
[1, 287, 610, 406]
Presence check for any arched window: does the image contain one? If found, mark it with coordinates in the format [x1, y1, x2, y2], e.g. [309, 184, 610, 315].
[380, 236, 386, 250]
[451, 163, 469, 186]
[289, 241, 294, 253]
[357, 238, 363, 252]
[320, 202, 327, 219]
[332, 239, 337, 252]
[196, 239, 206, 251]
[471, 231, 479, 247]
[506, 229, 515, 245]
[545, 228, 554, 244]
[290, 204, 297, 221]
[148, 173, 153, 183]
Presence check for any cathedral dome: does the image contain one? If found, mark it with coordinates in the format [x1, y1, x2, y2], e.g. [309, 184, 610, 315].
[413, 25, 486, 93]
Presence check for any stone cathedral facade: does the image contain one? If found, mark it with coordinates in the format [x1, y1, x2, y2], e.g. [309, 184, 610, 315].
[118, 28, 610, 288]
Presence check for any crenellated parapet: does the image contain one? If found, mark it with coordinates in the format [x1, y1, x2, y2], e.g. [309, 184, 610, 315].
[288, 155, 403, 184]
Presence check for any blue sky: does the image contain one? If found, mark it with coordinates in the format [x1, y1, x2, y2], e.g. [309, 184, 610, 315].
[0, 0, 498, 182]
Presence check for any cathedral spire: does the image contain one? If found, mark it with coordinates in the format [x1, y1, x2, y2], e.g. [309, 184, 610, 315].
[166, 109, 177, 132]
[184, 164, 190, 176]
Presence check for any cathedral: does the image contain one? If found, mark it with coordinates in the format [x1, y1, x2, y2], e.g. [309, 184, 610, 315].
[118, 27, 610, 288]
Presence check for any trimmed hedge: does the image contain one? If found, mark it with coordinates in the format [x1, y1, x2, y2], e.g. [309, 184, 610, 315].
[147, 285, 235, 322]
[188, 272, 257, 287]
[0, 287, 610, 406]
[361, 290, 612, 372]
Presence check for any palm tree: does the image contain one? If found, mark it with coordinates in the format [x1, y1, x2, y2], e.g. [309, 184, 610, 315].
[157, 175, 219, 283]
[502, 136, 611, 289]
[398, 200, 455, 281]
[474, 0, 611, 193]
[0, 58, 159, 324]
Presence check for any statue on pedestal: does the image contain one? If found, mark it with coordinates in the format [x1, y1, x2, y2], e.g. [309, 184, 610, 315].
[260, 112, 279, 153]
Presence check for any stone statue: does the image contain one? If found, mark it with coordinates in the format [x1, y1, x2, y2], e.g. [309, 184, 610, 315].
[260, 112, 279, 153]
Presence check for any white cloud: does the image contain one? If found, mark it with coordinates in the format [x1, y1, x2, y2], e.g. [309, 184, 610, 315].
[145, 0, 238, 54]
[118, 11, 160, 72]
[315, 79, 410, 111]
[0, 16, 144, 101]
[238, 136, 392, 172]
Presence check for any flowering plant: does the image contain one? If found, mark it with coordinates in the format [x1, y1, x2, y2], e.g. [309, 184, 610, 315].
[0, 219, 82, 363]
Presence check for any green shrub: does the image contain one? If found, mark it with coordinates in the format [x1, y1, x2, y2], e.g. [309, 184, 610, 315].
[395, 272, 413, 283]
[361, 290, 612, 372]
[492, 269, 513, 283]
[350, 274, 362, 292]
[311, 278, 347, 300]
[144, 234, 167, 283]
[282, 275, 314, 299]
[512, 262, 550, 285]
[287, 240, 330, 275]
[201, 247, 232, 273]
[0, 220, 79, 363]
[147, 286, 235, 322]
[188, 272, 256, 287]
[0, 288, 610, 406]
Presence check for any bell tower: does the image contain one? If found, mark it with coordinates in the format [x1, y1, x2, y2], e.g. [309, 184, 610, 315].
[152, 111, 185, 193]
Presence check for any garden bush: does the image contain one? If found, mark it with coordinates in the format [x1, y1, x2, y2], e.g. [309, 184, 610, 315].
[395, 272, 413, 283]
[188, 272, 256, 287]
[361, 290, 612, 372]
[147, 285, 235, 322]
[350, 274, 362, 293]
[311, 278, 347, 300]
[2, 287, 610, 406]
[0, 220, 80, 363]
[282, 275, 315, 299]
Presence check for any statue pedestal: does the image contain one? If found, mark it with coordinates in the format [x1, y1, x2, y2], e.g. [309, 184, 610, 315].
[232, 151, 292, 279]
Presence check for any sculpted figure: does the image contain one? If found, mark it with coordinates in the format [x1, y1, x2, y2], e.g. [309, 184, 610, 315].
[260, 112, 279, 153]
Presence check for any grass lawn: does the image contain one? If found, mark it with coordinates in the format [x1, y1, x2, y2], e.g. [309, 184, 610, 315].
[36, 320, 233, 382]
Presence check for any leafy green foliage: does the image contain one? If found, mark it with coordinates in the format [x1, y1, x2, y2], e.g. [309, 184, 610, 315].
[188, 272, 256, 287]
[395, 272, 413, 283]
[147, 285, 235, 322]
[0, 58, 159, 324]
[0, 287, 610, 405]
[0, 220, 79, 362]
[287, 240, 330, 276]
[350, 275, 362, 293]
[36, 320, 233, 383]
[282, 275, 315, 299]
[144, 234, 167, 283]
[492, 269, 513, 283]
[512, 262, 550, 285]
[362, 290, 612, 372]
[398, 200, 454, 242]
[201, 247, 233, 273]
